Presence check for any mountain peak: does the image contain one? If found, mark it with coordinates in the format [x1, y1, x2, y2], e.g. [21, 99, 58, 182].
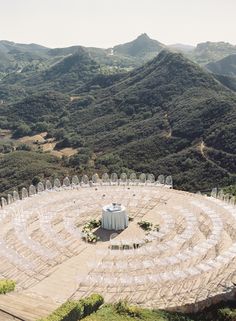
[113, 34, 164, 58]
[136, 33, 150, 40]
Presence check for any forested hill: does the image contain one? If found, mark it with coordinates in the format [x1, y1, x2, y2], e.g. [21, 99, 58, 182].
[1, 50, 235, 192]
[0, 47, 102, 94]
[62, 50, 236, 191]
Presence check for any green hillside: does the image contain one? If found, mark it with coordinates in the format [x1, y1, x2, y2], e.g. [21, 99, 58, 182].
[213, 73, 236, 92]
[1, 50, 235, 192]
[1, 48, 102, 94]
[65, 50, 236, 191]
[0, 151, 69, 196]
[0, 40, 49, 75]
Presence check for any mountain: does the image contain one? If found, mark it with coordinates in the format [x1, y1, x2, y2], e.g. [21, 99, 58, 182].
[192, 41, 236, 64]
[205, 54, 236, 92]
[64, 50, 236, 191]
[0, 47, 102, 94]
[3, 50, 233, 191]
[0, 40, 49, 54]
[0, 44, 236, 192]
[0, 40, 49, 73]
[113, 33, 165, 59]
[168, 43, 195, 53]
[42, 47, 100, 92]
[206, 54, 236, 77]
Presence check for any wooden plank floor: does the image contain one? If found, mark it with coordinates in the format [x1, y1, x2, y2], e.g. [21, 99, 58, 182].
[0, 293, 59, 321]
[0, 310, 22, 321]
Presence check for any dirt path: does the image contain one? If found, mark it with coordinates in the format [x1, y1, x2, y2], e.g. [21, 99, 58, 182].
[199, 140, 235, 176]
[164, 113, 172, 138]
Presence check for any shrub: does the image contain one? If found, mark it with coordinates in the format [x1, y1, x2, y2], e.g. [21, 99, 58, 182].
[217, 307, 236, 321]
[114, 300, 142, 318]
[13, 123, 31, 138]
[38, 301, 82, 321]
[80, 294, 104, 317]
[38, 293, 104, 321]
[0, 279, 16, 294]
[33, 121, 51, 133]
[16, 144, 32, 151]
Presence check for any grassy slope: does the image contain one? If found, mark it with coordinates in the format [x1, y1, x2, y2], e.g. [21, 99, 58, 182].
[82, 302, 236, 321]
[83, 305, 172, 321]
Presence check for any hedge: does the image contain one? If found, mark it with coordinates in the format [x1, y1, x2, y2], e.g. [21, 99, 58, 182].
[38, 293, 104, 321]
[80, 294, 104, 316]
[0, 279, 16, 294]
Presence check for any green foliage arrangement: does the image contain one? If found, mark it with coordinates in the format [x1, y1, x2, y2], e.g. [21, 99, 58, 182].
[83, 219, 101, 231]
[81, 219, 101, 243]
[137, 220, 153, 231]
[0, 279, 16, 294]
[38, 293, 104, 321]
[82, 232, 100, 243]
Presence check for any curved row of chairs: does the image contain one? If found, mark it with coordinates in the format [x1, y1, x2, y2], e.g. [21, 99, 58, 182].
[1, 173, 173, 209]
[77, 197, 236, 310]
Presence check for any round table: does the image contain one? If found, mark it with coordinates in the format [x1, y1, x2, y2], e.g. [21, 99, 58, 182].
[102, 204, 128, 230]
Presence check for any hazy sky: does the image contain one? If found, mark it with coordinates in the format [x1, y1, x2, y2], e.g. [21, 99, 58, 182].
[0, 0, 235, 48]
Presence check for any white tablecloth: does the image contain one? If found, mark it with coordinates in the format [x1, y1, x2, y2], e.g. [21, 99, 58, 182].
[102, 204, 128, 230]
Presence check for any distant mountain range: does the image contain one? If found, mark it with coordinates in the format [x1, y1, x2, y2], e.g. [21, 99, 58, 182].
[1, 34, 236, 98]
[1, 34, 236, 76]
[193, 41, 236, 64]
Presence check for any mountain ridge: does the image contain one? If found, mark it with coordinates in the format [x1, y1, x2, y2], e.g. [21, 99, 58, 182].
[1, 35, 236, 77]
[0, 45, 236, 192]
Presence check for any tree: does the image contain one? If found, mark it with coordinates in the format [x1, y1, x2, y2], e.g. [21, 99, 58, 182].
[13, 123, 31, 138]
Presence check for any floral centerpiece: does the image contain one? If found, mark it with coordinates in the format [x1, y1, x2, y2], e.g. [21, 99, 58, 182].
[81, 219, 101, 243]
